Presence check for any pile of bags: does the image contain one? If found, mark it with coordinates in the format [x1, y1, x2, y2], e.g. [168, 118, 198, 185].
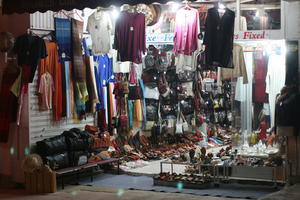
[35, 126, 111, 170]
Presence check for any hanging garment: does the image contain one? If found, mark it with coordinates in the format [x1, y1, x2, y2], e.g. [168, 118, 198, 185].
[38, 72, 54, 110]
[17, 65, 31, 125]
[61, 61, 67, 117]
[94, 54, 112, 111]
[84, 56, 97, 113]
[72, 19, 89, 115]
[0, 63, 20, 143]
[111, 49, 131, 73]
[234, 16, 247, 32]
[55, 18, 72, 62]
[173, 7, 200, 56]
[203, 6, 235, 68]
[64, 61, 72, 120]
[72, 19, 86, 82]
[219, 43, 248, 84]
[235, 52, 253, 102]
[266, 53, 286, 128]
[253, 52, 268, 103]
[13, 34, 48, 83]
[139, 79, 147, 128]
[39, 42, 63, 121]
[87, 9, 113, 55]
[128, 100, 133, 128]
[114, 11, 146, 64]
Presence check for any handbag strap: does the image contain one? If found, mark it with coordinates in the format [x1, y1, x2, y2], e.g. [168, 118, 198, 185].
[157, 100, 161, 123]
[177, 102, 181, 122]
[180, 112, 187, 123]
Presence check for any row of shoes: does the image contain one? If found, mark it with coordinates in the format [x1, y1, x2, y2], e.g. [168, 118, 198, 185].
[111, 133, 198, 162]
[155, 172, 211, 185]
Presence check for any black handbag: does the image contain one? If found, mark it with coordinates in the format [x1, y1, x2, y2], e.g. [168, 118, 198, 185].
[142, 69, 158, 88]
[146, 105, 158, 121]
[144, 54, 156, 69]
[45, 152, 70, 170]
[128, 85, 142, 100]
[69, 151, 89, 167]
[36, 135, 67, 156]
[180, 98, 195, 115]
[63, 129, 93, 151]
[166, 67, 177, 83]
[177, 70, 195, 82]
[155, 55, 169, 72]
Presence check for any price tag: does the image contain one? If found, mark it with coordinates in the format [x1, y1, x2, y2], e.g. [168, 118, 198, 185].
[62, 52, 66, 58]
[130, 26, 134, 31]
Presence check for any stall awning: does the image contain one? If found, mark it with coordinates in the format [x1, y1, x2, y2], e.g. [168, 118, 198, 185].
[2, 0, 179, 14]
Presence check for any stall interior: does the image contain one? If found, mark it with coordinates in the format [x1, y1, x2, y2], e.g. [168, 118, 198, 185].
[0, 1, 288, 185]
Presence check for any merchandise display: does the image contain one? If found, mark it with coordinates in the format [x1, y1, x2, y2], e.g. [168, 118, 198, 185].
[0, 1, 293, 190]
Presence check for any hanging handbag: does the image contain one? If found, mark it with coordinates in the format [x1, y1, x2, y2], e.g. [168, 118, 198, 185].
[181, 113, 189, 133]
[152, 101, 162, 136]
[180, 97, 195, 115]
[118, 97, 129, 130]
[145, 121, 155, 131]
[155, 54, 169, 72]
[144, 54, 156, 69]
[146, 104, 158, 121]
[158, 73, 170, 98]
[181, 81, 194, 97]
[177, 70, 195, 82]
[162, 118, 176, 134]
[196, 113, 205, 125]
[144, 86, 160, 100]
[166, 67, 177, 83]
[175, 103, 183, 134]
[128, 85, 142, 100]
[142, 69, 158, 88]
[121, 74, 129, 94]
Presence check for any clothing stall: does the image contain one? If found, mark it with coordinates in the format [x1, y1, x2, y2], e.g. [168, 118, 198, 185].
[0, 0, 299, 190]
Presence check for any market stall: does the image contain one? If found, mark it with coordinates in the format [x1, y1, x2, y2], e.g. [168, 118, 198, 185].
[0, 0, 299, 191]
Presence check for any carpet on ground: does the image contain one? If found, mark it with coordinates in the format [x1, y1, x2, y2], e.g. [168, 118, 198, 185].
[78, 173, 279, 199]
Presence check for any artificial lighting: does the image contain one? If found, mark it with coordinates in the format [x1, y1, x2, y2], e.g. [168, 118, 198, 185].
[112, 7, 120, 19]
[171, 3, 180, 12]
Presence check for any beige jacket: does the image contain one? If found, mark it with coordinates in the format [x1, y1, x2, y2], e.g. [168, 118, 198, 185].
[219, 43, 248, 84]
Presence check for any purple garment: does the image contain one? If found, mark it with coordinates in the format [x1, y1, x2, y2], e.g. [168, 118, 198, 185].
[114, 11, 146, 64]
[173, 7, 199, 56]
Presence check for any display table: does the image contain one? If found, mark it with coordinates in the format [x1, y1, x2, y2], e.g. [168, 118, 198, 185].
[159, 161, 285, 185]
[56, 158, 120, 189]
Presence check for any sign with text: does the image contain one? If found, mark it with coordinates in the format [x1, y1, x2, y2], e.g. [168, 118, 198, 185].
[146, 33, 174, 43]
[146, 31, 270, 44]
[234, 31, 267, 40]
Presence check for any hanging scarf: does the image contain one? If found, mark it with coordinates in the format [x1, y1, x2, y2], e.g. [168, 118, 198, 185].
[55, 18, 72, 62]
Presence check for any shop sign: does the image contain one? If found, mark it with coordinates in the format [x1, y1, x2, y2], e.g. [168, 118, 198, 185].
[146, 33, 174, 43]
[234, 31, 267, 40]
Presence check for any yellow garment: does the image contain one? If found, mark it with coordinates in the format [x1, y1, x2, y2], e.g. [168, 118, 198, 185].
[10, 69, 22, 97]
[76, 82, 89, 102]
[135, 100, 143, 121]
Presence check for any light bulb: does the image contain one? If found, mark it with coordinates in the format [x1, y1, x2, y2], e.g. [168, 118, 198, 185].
[112, 7, 120, 19]
[171, 3, 180, 12]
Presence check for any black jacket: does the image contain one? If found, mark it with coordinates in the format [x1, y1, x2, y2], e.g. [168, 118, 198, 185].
[203, 7, 235, 68]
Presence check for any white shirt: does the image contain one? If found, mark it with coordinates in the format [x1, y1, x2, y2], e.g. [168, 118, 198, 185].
[265, 53, 286, 96]
[87, 10, 113, 55]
